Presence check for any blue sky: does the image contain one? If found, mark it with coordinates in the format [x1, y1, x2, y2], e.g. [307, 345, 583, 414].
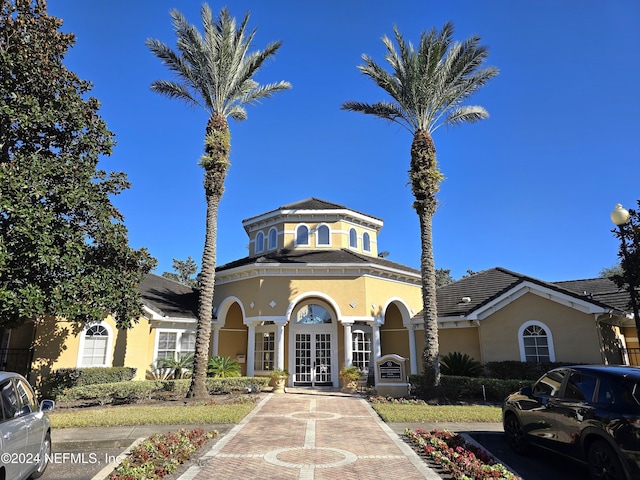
[47, 1, 640, 282]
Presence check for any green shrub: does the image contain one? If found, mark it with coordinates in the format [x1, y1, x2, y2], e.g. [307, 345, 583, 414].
[207, 355, 241, 378]
[46, 367, 136, 398]
[439, 352, 483, 377]
[409, 374, 527, 403]
[484, 360, 577, 381]
[155, 353, 194, 379]
[56, 377, 270, 405]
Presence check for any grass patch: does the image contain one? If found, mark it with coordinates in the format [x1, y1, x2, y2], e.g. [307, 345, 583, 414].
[49, 403, 255, 428]
[372, 404, 501, 423]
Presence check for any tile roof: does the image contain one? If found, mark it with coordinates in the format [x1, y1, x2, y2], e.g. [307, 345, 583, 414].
[241, 197, 383, 224]
[554, 277, 631, 312]
[430, 267, 630, 319]
[217, 248, 420, 275]
[138, 273, 198, 319]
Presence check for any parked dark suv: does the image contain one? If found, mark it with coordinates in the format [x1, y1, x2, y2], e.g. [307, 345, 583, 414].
[503, 365, 640, 480]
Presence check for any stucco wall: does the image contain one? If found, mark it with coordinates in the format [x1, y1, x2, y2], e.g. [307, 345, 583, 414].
[217, 302, 248, 375]
[479, 292, 603, 364]
[439, 327, 482, 363]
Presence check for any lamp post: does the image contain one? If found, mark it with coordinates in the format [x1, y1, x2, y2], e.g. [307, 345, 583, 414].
[610, 204, 640, 341]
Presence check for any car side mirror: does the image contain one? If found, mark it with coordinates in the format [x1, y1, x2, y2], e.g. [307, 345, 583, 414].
[40, 399, 55, 412]
[520, 386, 533, 397]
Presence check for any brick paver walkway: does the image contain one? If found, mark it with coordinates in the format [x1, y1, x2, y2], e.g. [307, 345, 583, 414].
[178, 391, 441, 480]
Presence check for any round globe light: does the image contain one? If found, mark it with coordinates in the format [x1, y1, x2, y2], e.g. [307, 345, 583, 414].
[611, 204, 630, 226]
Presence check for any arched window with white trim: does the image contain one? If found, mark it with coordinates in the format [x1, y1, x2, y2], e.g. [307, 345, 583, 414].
[349, 228, 357, 249]
[363, 232, 371, 252]
[255, 231, 265, 254]
[78, 322, 113, 367]
[518, 321, 555, 362]
[268, 228, 278, 250]
[296, 225, 309, 246]
[317, 225, 330, 246]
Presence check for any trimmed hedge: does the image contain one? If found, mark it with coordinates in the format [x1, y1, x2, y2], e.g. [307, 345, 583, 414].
[483, 360, 578, 381]
[45, 367, 137, 398]
[55, 377, 270, 405]
[409, 374, 528, 403]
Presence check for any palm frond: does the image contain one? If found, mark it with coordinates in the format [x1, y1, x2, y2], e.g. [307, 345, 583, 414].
[343, 21, 497, 135]
[148, 3, 291, 121]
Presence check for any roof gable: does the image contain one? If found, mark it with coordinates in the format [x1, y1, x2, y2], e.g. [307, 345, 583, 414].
[421, 267, 623, 322]
[138, 273, 198, 320]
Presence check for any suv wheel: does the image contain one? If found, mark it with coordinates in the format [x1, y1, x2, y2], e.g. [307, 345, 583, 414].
[588, 439, 625, 480]
[504, 413, 528, 454]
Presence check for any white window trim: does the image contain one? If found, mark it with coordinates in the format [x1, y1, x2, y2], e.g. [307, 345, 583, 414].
[349, 228, 358, 249]
[254, 324, 277, 373]
[255, 231, 265, 254]
[76, 321, 114, 368]
[315, 224, 331, 247]
[518, 320, 556, 362]
[153, 328, 197, 366]
[362, 232, 371, 252]
[267, 227, 278, 250]
[295, 224, 310, 246]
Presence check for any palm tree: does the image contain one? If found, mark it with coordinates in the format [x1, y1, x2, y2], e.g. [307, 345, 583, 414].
[342, 23, 498, 386]
[147, 4, 291, 398]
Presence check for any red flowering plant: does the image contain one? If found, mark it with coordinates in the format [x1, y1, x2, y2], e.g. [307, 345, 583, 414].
[405, 429, 521, 480]
[109, 428, 216, 480]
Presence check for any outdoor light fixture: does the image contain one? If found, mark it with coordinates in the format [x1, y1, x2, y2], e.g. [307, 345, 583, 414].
[610, 204, 640, 341]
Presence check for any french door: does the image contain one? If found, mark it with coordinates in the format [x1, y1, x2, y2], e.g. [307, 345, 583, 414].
[294, 332, 333, 386]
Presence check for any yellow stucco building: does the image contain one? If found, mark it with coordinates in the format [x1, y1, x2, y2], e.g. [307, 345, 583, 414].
[2, 198, 637, 389]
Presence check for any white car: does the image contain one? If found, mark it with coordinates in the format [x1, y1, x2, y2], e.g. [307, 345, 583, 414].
[0, 372, 54, 480]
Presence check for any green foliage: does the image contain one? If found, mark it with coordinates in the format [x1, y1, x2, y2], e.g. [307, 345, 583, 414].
[610, 201, 640, 316]
[45, 367, 136, 397]
[156, 353, 194, 379]
[484, 360, 577, 381]
[109, 429, 215, 480]
[435, 268, 454, 287]
[0, 0, 156, 328]
[161, 257, 199, 288]
[267, 368, 289, 379]
[207, 355, 241, 378]
[55, 377, 269, 404]
[339, 365, 362, 383]
[409, 374, 526, 403]
[439, 352, 483, 377]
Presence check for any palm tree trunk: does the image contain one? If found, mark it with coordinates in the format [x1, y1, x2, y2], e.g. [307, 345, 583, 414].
[187, 113, 230, 399]
[409, 129, 441, 386]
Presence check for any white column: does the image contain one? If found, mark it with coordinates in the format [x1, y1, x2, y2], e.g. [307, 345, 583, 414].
[407, 324, 418, 375]
[246, 323, 256, 377]
[211, 325, 220, 356]
[343, 322, 353, 367]
[276, 322, 285, 370]
[372, 321, 381, 386]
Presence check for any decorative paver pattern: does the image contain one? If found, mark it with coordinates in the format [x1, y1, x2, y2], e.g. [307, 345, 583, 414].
[179, 391, 440, 480]
[180, 392, 441, 480]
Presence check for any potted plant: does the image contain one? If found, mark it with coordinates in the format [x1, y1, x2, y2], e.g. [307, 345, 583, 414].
[339, 365, 362, 393]
[268, 368, 289, 394]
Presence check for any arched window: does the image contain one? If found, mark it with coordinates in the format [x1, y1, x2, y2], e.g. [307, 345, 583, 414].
[268, 228, 278, 250]
[317, 225, 330, 246]
[295, 304, 332, 324]
[349, 228, 357, 248]
[519, 321, 555, 362]
[255, 231, 264, 253]
[296, 225, 309, 246]
[80, 324, 110, 367]
[363, 232, 371, 252]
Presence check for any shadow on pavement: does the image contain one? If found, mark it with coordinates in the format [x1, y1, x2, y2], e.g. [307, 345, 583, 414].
[468, 431, 589, 480]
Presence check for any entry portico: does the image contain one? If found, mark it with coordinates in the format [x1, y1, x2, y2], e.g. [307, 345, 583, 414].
[210, 198, 424, 387]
